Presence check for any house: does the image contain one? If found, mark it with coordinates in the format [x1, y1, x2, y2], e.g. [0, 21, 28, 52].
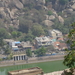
[57, 37, 64, 41]
[53, 41, 60, 50]
[12, 51, 26, 61]
[35, 36, 52, 48]
[21, 41, 33, 50]
[59, 43, 68, 50]
[3, 39, 22, 51]
[8, 67, 44, 75]
[53, 41, 68, 50]
[48, 29, 63, 39]
[3, 39, 14, 44]
[10, 41, 22, 51]
[9, 41, 21, 47]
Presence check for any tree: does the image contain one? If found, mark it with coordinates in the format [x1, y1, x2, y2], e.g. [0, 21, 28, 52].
[19, 17, 32, 33]
[11, 31, 22, 39]
[32, 24, 45, 36]
[35, 47, 46, 56]
[0, 58, 2, 63]
[4, 45, 11, 55]
[7, 53, 13, 60]
[63, 22, 75, 74]
[26, 49, 32, 57]
[24, 30, 34, 42]
[9, 26, 15, 33]
[47, 11, 53, 16]
[59, 0, 69, 5]
[46, 0, 56, 4]
[0, 38, 5, 48]
[46, 45, 55, 52]
[11, 31, 17, 38]
[0, 28, 9, 39]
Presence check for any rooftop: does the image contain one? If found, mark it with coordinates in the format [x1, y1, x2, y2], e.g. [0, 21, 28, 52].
[35, 36, 50, 42]
[8, 67, 43, 75]
[49, 29, 62, 34]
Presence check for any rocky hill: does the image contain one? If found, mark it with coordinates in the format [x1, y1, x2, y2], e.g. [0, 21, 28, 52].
[0, 0, 75, 41]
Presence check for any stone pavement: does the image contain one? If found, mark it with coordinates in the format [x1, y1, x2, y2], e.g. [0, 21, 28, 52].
[44, 71, 63, 75]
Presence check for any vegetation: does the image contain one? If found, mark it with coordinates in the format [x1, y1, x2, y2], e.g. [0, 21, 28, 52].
[63, 22, 75, 74]
[32, 24, 45, 36]
[46, 45, 55, 52]
[52, 19, 69, 34]
[26, 49, 32, 57]
[0, 0, 74, 56]
[47, 11, 53, 16]
[59, 0, 70, 5]
[0, 28, 9, 39]
[46, 0, 70, 5]
[7, 53, 13, 60]
[4, 45, 11, 55]
[11, 31, 22, 39]
[35, 47, 46, 56]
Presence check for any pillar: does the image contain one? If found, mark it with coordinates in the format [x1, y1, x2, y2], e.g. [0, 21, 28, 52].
[24, 55, 25, 60]
[14, 57, 15, 61]
[22, 56, 23, 60]
[20, 56, 22, 60]
[23, 55, 24, 60]
[16, 56, 18, 61]
[18, 56, 19, 60]
[19, 56, 20, 60]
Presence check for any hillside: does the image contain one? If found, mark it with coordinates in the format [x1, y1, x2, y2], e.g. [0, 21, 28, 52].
[0, 0, 75, 41]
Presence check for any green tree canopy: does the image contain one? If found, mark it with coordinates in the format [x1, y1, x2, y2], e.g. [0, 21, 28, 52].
[11, 31, 22, 39]
[0, 38, 5, 48]
[32, 24, 45, 36]
[24, 30, 34, 42]
[19, 17, 32, 33]
[63, 22, 75, 74]
[35, 47, 46, 56]
[59, 0, 69, 5]
[26, 49, 32, 57]
[0, 28, 9, 39]
[4, 45, 11, 55]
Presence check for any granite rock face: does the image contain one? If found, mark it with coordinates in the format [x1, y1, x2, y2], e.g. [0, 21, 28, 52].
[0, 0, 74, 29]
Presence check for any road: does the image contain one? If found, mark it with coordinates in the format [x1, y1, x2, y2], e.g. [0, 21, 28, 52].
[0, 55, 65, 67]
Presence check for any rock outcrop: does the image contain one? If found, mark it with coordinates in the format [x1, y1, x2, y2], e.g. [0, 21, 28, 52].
[0, 0, 74, 29]
[43, 20, 54, 26]
[12, 0, 24, 10]
[58, 16, 64, 24]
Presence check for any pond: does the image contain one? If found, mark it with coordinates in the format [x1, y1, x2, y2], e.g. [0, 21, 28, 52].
[0, 60, 67, 75]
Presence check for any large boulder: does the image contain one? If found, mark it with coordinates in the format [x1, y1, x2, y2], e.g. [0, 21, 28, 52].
[58, 16, 64, 24]
[49, 15, 55, 20]
[43, 20, 54, 26]
[71, 3, 75, 10]
[6, 8, 18, 19]
[36, 0, 46, 5]
[45, 15, 55, 20]
[12, 0, 24, 10]
[66, 9, 73, 14]
[0, 7, 6, 18]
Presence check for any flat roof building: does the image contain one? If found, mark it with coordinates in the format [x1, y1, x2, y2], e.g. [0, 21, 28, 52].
[35, 36, 52, 48]
[48, 29, 63, 39]
[8, 67, 44, 75]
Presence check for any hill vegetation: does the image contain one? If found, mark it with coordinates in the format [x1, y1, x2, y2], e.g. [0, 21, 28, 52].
[0, 0, 75, 42]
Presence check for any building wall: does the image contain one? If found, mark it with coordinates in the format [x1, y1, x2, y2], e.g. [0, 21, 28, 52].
[8, 67, 44, 75]
[48, 29, 63, 39]
[35, 37, 52, 48]
[13, 54, 26, 61]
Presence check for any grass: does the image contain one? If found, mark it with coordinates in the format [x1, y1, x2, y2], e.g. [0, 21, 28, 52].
[0, 60, 68, 75]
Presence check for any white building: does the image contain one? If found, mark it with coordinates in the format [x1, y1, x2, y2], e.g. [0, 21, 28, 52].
[48, 29, 63, 39]
[35, 36, 52, 48]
